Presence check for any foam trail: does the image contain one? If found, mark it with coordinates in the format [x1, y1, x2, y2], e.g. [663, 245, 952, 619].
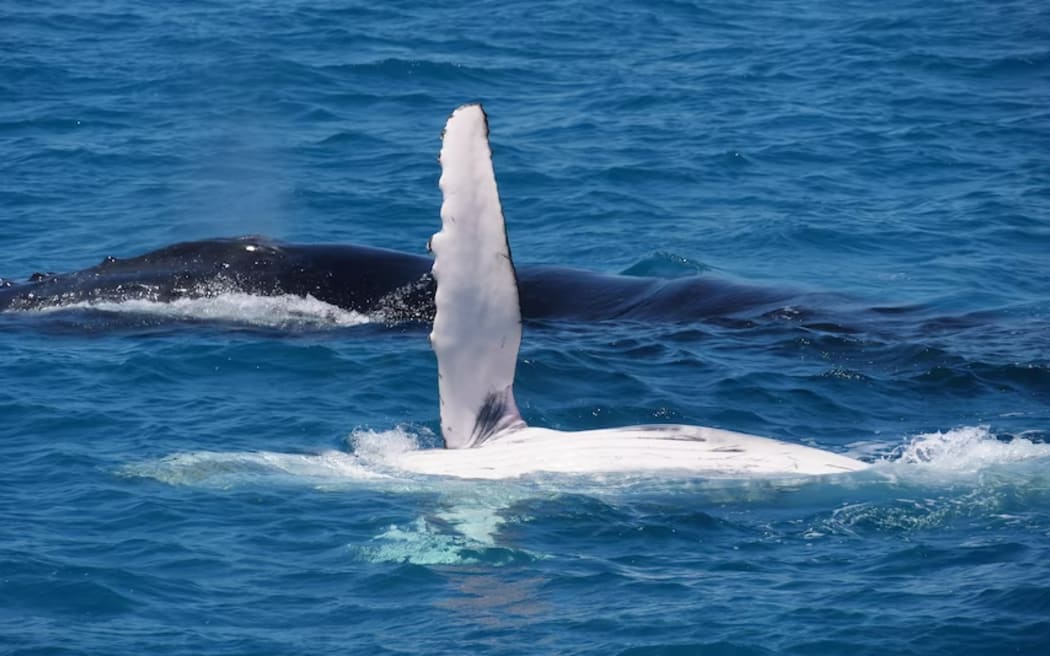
[31, 293, 371, 329]
[120, 449, 389, 488]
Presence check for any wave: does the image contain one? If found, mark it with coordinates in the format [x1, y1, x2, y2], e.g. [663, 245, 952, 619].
[618, 252, 712, 279]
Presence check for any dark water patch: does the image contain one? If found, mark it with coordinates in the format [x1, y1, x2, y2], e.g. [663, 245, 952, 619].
[974, 585, 1050, 616]
[0, 559, 136, 618]
[314, 130, 393, 148]
[618, 643, 775, 656]
[908, 360, 1050, 401]
[866, 541, 1030, 576]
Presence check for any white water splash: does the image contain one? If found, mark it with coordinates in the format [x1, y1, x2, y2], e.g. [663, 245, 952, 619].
[882, 425, 1050, 474]
[120, 449, 389, 488]
[802, 427, 1050, 537]
[348, 427, 427, 464]
[120, 427, 432, 491]
[33, 292, 371, 329]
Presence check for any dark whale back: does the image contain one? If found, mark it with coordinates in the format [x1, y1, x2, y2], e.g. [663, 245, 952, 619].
[0, 236, 796, 323]
[0, 237, 435, 320]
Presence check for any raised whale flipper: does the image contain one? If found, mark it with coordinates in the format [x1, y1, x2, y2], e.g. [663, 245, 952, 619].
[394, 104, 869, 477]
[430, 103, 526, 449]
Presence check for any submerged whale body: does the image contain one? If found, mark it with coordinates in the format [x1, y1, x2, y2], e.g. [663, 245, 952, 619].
[391, 103, 869, 479]
[0, 236, 795, 323]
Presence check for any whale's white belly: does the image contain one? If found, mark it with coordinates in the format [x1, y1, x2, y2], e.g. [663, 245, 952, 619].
[391, 425, 867, 480]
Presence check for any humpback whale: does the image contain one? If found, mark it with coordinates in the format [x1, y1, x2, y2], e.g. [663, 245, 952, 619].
[390, 103, 868, 479]
[0, 237, 798, 323]
[0, 239, 436, 321]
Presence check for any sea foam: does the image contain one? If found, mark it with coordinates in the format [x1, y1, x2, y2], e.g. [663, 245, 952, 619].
[31, 292, 371, 329]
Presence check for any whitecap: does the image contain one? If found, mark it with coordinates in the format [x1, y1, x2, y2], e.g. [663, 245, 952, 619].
[31, 292, 371, 329]
[882, 425, 1050, 474]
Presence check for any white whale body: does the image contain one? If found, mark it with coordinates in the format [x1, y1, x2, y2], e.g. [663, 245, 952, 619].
[395, 103, 868, 480]
[393, 425, 865, 479]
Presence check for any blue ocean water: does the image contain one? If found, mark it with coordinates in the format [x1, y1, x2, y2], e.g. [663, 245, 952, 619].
[2, 0, 1050, 653]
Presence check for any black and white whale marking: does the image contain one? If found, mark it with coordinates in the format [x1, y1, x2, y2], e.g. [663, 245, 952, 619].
[389, 103, 869, 479]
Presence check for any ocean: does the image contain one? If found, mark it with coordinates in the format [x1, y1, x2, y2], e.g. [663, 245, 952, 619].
[2, 1, 1049, 653]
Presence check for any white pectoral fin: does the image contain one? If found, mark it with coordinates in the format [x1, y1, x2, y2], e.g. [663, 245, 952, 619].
[431, 103, 525, 449]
